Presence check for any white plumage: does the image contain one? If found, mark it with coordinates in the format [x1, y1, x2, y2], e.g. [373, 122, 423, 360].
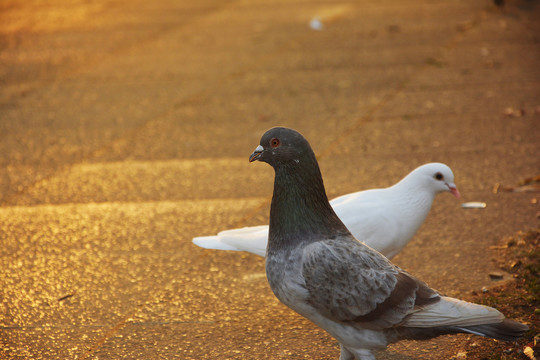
[193, 163, 460, 259]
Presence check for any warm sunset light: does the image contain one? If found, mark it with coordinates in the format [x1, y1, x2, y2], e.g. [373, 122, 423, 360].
[1, 0, 538, 359]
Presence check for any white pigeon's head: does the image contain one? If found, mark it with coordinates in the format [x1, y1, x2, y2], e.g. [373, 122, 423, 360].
[408, 163, 460, 198]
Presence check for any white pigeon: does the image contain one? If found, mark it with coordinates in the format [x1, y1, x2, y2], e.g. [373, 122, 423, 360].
[249, 127, 528, 360]
[193, 162, 460, 259]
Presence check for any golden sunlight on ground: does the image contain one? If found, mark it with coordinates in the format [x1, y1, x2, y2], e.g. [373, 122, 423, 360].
[1, 0, 538, 358]
[0, 0, 105, 34]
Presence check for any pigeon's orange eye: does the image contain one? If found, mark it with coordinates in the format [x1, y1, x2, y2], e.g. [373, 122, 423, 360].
[270, 138, 280, 148]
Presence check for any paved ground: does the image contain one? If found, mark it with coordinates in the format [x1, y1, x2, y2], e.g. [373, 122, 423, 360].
[1, 0, 539, 359]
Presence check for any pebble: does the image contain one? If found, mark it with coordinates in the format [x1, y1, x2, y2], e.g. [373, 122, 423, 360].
[523, 346, 535, 360]
[461, 202, 487, 209]
[488, 272, 504, 280]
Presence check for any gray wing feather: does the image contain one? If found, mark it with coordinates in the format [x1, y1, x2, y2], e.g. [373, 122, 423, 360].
[301, 239, 439, 329]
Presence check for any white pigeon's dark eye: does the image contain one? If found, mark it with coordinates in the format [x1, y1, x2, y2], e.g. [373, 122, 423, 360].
[270, 138, 280, 148]
[434, 172, 443, 181]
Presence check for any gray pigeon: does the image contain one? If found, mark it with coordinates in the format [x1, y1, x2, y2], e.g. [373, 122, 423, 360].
[249, 127, 528, 360]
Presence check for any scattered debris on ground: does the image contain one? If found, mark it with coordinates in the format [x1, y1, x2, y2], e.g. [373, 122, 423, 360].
[461, 229, 539, 359]
[494, 175, 540, 194]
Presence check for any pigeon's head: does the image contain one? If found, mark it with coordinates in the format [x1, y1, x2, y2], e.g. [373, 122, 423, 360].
[413, 163, 460, 198]
[249, 127, 315, 168]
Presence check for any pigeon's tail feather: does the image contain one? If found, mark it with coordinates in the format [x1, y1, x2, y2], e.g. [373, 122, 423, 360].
[403, 296, 504, 327]
[388, 318, 528, 343]
[192, 226, 268, 256]
[215, 228, 268, 256]
[192, 236, 241, 252]
[396, 296, 528, 342]
[456, 318, 529, 342]
[387, 326, 462, 342]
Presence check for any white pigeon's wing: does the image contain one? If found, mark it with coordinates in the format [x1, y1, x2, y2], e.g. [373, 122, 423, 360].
[301, 239, 439, 329]
[217, 225, 269, 236]
[331, 190, 403, 258]
[192, 225, 268, 256]
[329, 188, 381, 208]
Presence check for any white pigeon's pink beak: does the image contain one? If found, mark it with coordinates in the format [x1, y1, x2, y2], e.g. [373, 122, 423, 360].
[447, 184, 460, 198]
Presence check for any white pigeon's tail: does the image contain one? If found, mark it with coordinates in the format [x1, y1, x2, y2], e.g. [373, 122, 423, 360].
[192, 235, 241, 252]
[192, 225, 269, 256]
[394, 296, 528, 342]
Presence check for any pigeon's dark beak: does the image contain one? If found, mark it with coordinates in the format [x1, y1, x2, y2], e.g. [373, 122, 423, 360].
[249, 145, 264, 162]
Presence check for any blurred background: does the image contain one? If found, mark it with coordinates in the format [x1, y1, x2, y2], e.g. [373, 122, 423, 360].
[0, 0, 538, 358]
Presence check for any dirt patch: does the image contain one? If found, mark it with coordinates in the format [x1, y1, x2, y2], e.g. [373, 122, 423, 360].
[461, 229, 539, 360]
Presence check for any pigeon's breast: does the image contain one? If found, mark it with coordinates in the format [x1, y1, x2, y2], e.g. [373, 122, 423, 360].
[266, 249, 310, 311]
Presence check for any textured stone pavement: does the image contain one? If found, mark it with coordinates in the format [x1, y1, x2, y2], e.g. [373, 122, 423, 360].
[1, 0, 539, 358]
